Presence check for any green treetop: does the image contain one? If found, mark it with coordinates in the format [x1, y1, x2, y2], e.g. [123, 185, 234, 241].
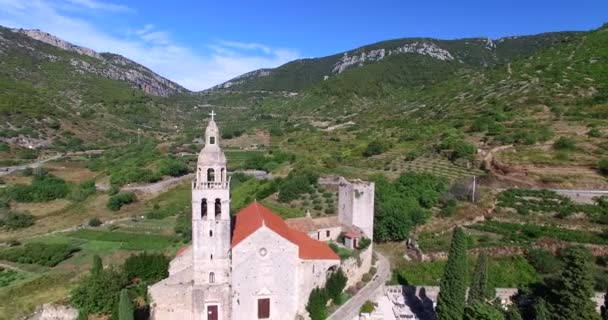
[436, 227, 469, 320]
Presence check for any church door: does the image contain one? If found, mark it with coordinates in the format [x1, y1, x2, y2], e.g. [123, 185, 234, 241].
[207, 305, 218, 320]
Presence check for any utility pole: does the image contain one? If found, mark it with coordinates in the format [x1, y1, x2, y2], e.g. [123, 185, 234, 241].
[137, 128, 141, 145]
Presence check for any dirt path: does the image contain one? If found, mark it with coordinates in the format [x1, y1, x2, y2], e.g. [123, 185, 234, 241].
[120, 173, 194, 195]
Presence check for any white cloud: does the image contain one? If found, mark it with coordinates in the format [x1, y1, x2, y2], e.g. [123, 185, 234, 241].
[0, 0, 300, 90]
[63, 0, 134, 13]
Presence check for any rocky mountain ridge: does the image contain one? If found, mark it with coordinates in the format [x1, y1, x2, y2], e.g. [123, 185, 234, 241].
[8, 28, 188, 97]
[208, 31, 581, 92]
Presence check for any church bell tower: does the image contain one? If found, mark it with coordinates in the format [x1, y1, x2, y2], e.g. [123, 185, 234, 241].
[191, 110, 232, 320]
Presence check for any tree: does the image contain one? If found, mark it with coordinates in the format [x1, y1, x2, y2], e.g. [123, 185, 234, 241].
[463, 302, 505, 320]
[549, 247, 599, 320]
[123, 252, 170, 284]
[505, 306, 523, 320]
[325, 268, 347, 304]
[436, 227, 468, 320]
[469, 252, 493, 304]
[534, 298, 550, 320]
[70, 267, 128, 316]
[118, 289, 134, 320]
[306, 287, 328, 320]
[91, 255, 102, 277]
[601, 289, 608, 320]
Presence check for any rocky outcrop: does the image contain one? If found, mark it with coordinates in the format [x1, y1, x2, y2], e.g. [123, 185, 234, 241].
[332, 42, 455, 74]
[27, 304, 78, 320]
[10, 29, 187, 96]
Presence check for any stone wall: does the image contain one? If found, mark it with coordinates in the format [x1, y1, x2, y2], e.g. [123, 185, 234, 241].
[341, 245, 373, 288]
[27, 304, 78, 320]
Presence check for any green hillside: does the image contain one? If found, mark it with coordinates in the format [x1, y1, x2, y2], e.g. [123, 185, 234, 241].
[209, 31, 580, 92]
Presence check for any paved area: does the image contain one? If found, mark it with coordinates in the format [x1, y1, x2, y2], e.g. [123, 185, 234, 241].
[328, 252, 390, 320]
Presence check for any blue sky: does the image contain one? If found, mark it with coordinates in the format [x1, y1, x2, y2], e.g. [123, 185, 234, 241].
[0, 0, 606, 90]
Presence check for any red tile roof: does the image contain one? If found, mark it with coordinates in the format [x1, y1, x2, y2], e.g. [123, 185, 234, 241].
[232, 202, 340, 261]
[344, 232, 359, 238]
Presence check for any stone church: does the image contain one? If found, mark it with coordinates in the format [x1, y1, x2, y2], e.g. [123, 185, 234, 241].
[149, 113, 375, 320]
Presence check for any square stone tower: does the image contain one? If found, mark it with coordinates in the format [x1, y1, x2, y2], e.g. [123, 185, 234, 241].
[338, 177, 375, 239]
[191, 111, 232, 320]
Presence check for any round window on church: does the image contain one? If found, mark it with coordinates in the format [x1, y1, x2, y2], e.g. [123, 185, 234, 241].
[259, 247, 268, 257]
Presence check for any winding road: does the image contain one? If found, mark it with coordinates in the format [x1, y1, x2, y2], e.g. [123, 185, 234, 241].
[328, 252, 391, 320]
[0, 154, 62, 177]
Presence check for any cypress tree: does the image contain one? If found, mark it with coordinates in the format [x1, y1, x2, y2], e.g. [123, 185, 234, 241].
[534, 298, 550, 320]
[118, 289, 134, 320]
[550, 247, 599, 320]
[601, 289, 608, 320]
[306, 287, 328, 320]
[436, 227, 468, 320]
[469, 252, 491, 304]
[91, 255, 102, 276]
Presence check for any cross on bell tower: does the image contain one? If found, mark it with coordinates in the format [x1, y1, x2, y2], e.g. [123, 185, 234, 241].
[209, 110, 216, 121]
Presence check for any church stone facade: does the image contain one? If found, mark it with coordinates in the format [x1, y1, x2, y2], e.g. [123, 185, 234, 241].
[149, 113, 375, 320]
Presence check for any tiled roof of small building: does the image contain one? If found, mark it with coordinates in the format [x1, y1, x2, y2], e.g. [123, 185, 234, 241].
[232, 202, 340, 261]
[285, 215, 341, 234]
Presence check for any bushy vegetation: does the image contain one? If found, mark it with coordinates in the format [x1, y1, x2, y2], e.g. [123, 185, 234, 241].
[0, 242, 79, 267]
[0, 268, 23, 287]
[107, 192, 137, 211]
[496, 188, 607, 220]
[7, 174, 69, 202]
[469, 220, 608, 245]
[362, 140, 389, 157]
[599, 159, 608, 176]
[68, 180, 96, 202]
[0, 211, 34, 229]
[305, 287, 327, 320]
[123, 252, 170, 283]
[373, 172, 447, 242]
[278, 170, 318, 203]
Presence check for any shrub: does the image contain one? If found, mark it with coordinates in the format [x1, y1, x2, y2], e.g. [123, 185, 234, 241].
[278, 174, 314, 202]
[358, 237, 372, 251]
[526, 249, 562, 275]
[68, 180, 96, 202]
[362, 273, 372, 282]
[21, 167, 33, 176]
[440, 199, 458, 217]
[360, 301, 375, 314]
[88, 217, 102, 227]
[0, 242, 79, 266]
[107, 192, 137, 211]
[1, 211, 35, 229]
[599, 159, 608, 176]
[553, 136, 576, 150]
[363, 140, 388, 157]
[158, 158, 189, 177]
[588, 128, 602, 138]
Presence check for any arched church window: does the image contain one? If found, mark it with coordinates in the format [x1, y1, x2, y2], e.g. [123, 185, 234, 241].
[220, 168, 225, 182]
[209, 230, 213, 237]
[210, 136, 216, 145]
[210, 254, 213, 260]
[201, 199, 207, 218]
[209, 272, 215, 283]
[207, 168, 215, 182]
[215, 198, 221, 217]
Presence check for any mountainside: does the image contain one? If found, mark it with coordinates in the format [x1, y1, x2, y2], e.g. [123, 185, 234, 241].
[4, 28, 188, 97]
[209, 31, 580, 92]
[0, 25, 199, 154]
